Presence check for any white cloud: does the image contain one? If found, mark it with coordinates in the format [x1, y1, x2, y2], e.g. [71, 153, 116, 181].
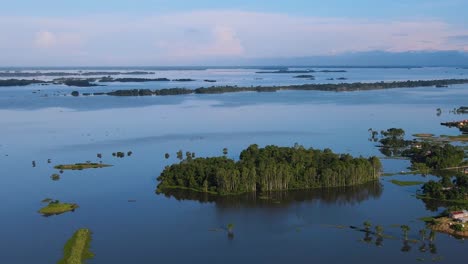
[34, 31, 56, 48]
[0, 10, 467, 65]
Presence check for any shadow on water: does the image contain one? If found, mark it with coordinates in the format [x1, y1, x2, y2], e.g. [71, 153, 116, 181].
[157, 181, 382, 208]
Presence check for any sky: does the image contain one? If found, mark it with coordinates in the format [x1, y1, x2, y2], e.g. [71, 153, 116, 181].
[0, 0, 467, 66]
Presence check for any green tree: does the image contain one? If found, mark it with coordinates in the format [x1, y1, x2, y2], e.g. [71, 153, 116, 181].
[176, 150, 183, 161]
[401, 225, 410, 240]
[375, 225, 383, 236]
[364, 221, 372, 232]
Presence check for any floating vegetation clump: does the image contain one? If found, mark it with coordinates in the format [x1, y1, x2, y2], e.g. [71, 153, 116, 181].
[54, 163, 112, 170]
[38, 200, 78, 216]
[58, 228, 94, 264]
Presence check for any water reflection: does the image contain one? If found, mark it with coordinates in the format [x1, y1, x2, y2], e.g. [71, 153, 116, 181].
[157, 181, 382, 207]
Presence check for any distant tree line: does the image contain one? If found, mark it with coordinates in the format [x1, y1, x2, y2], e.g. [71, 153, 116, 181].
[100, 79, 468, 97]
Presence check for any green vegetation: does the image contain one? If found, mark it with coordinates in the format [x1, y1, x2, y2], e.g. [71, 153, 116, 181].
[455, 106, 468, 114]
[97, 79, 468, 96]
[390, 180, 424, 186]
[441, 134, 468, 142]
[413, 133, 434, 138]
[172, 78, 195, 82]
[378, 128, 410, 157]
[99, 77, 170, 82]
[51, 173, 60, 181]
[421, 174, 468, 201]
[441, 120, 468, 134]
[58, 228, 94, 264]
[38, 200, 78, 216]
[405, 142, 464, 170]
[0, 70, 154, 77]
[379, 128, 465, 170]
[428, 217, 468, 237]
[0, 79, 47, 86]
[54, 163, 112, 170]
[294, 75, 315, 78]
[60, 79, 98, 87]
[157, 144, 382, 195]
[256, 69, 346, 74]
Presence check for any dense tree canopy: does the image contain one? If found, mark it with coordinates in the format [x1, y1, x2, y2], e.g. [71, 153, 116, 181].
[157, 144, 382, 195]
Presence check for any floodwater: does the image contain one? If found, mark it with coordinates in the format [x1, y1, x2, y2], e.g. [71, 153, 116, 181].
[0, 67, 467, 263]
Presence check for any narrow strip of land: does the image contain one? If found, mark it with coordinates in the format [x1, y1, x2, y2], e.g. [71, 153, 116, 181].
[101, 79, 468, 96]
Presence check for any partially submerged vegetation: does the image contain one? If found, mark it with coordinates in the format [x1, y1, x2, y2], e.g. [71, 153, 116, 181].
[39, 200, 78, 216]
[0, 79, 48, 86]
[390, 180, 424, 186]
[441, 120, 468, 134]
[54, 163, 112, 170]
[0, 70, 154, 77]
[99, 77, 170, 82]
[427, 217, 468, 238]
[256, 69, 346, 74]
[157, 144, 382, 195]
[378, 128, 466, 172]
[58, 228, 94, 264]
[86, 79, 468, 97]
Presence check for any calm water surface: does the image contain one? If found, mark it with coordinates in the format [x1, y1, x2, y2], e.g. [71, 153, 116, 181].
[0, 67, 467, 263]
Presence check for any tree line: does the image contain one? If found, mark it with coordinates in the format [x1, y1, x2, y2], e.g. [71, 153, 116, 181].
[157, 144, 382, 195]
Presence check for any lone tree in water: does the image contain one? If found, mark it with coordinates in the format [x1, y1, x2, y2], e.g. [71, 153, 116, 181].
[375, 225, 383, 236]
[176, 150, 183, 161]
[363, 221, 372, 232]
[227, 223, 234, 239]
[165, 153, 170, 159]
[401, 225, 410, 240]
[223, 148, 228, 156]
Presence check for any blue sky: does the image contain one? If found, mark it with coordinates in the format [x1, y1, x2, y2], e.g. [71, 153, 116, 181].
[2, 0, 467, 23]
[0, 0, 467, 65]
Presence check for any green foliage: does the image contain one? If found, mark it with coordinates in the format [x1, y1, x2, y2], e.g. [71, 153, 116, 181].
[405, 142, 464, 170]
[379, 128, 411, 156]
[422, 174, 468, 201]
[375, 225, 383, 236]
[390, 180, 424, 186]
[412, 163, 431, 175]
[39, 201, 78, 216]
[58, 228, 94, 264]
[451, 224, 464, 232]
[54, 163, 111, 170]
[101, 79, 468, 96]
[401, 225, 410, 240]
[157, 144, 382, 195]
[176, 150, 183, 161]
[363, 221, 372, 231]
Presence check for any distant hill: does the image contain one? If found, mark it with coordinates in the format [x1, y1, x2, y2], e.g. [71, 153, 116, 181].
[196, 51, 468, 67]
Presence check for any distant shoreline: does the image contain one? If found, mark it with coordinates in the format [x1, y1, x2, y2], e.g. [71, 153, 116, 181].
[97, 79, 468, 96]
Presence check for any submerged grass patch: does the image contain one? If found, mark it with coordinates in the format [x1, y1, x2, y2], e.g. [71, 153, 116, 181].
[413, 133, 434, 138]
[390, 180, 424, 186]
[441, 134, 468, 142]
[58, 228, 94, 264]
[54, 163, 112, 170]
[38, 201, 78, 216]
